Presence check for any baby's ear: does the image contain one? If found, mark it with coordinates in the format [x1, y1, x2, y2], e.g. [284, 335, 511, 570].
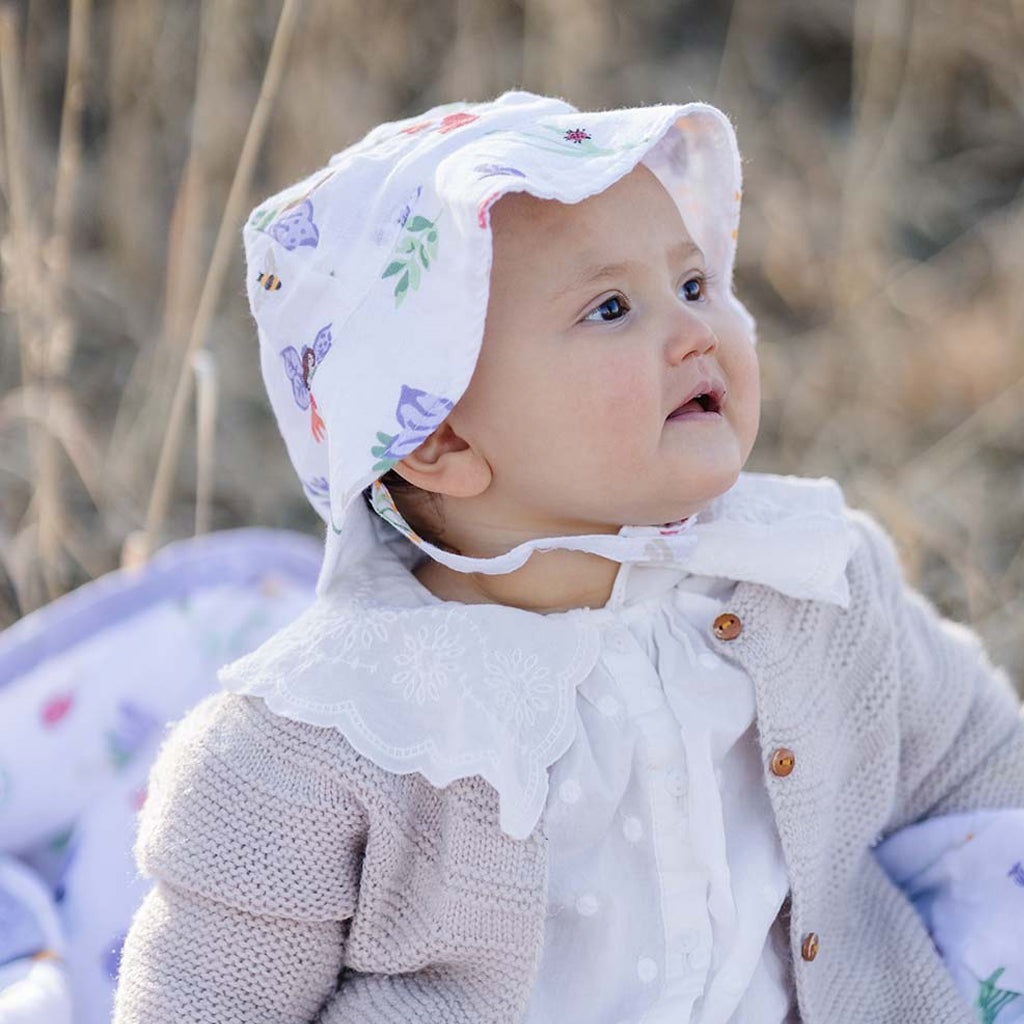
[392, 421, 492, 498]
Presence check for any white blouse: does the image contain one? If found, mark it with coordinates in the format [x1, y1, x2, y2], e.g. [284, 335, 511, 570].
[218, 471, 859, 1024]
[523, 564, 794, 1023]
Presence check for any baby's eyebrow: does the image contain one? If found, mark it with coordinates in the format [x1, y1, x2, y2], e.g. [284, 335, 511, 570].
[561, 239, 704, 295]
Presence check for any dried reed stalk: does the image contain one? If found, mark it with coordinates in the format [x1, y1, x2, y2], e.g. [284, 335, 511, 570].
[0, 0, 92, 611]
[141, 0, 303, 562]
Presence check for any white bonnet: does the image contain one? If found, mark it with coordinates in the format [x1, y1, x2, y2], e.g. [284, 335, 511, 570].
[242, 90, 754, 594]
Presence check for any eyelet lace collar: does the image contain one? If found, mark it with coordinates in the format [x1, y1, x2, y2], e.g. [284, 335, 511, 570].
[218, 472, 857, 840]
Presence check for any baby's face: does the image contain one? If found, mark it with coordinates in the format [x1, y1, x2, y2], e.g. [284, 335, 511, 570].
[450, 163, 760, 532]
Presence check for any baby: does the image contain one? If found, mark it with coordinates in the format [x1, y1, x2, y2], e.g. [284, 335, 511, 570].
[112, 91, 1024, 1024]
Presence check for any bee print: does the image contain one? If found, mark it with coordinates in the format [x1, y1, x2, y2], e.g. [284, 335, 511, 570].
[281, 323, 333, 442]
[257, 249, 283, 291]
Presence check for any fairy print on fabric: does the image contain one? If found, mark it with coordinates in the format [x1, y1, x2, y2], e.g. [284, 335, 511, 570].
[381, 210, 441, 308]
[976, 968, 1021, 1024]
[370, 384, 454, 472]
[281, 323, 333, 442]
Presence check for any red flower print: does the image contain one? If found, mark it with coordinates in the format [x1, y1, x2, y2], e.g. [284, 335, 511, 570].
[438, 111, 480, 134]
[400, 120, 434, 135]
[564, 128, 591, 144]
[659, 517, 690, 535]
[41, 692, 74, 727]
[477, 190, 502, 229]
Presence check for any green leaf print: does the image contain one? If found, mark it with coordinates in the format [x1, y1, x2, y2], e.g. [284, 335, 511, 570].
[976, 968, 1021, 1024]
[395, 270, 410, 306]
[380, 208, 442, 308]
[250, 208, 275, 230]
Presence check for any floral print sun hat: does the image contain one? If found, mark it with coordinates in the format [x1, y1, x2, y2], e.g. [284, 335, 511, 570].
[242, 89, 755, 595]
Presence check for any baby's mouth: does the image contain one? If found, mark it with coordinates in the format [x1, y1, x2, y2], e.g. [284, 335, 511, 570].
[667, 383, 725, 421]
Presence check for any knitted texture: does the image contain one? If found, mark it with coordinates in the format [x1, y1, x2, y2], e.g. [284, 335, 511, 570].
[112, 508, 1024, 1023]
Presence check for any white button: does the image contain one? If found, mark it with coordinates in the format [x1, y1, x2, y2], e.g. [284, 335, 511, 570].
[698, 651, 722, 670]
[637, 956, 658, 983]
[622, 816, 644, 843]
[664, 765, 687, 798]
[688, 946, 711, 971]
[576, 892, 600, 916]
[558, 779, 582, 804]
[597, 694, 620, 718]
[608, 628, 631, 652]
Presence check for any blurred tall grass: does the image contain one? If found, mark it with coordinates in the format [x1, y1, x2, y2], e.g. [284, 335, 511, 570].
[1, 0, 1021, 684]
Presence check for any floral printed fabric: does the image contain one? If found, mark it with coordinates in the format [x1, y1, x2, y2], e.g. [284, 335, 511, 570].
[0, 529, 320, 1024]
[875, 809, 1024, 1023]
[241, 89, 753, 594]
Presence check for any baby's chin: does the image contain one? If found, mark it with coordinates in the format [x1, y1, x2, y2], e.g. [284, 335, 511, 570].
[626, 471, 744, 527]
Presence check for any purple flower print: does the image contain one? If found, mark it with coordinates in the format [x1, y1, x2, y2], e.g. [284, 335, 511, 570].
[268, 198, 319, 250]
[371, 385, 455, 472]
[397, 186, 424, 227]
[105, 700, 161, 769]
[474, 163, 527, 180]
[564, 127, 591, 144]
[103, 931, 127, 982]
[303, 476, 330, 501]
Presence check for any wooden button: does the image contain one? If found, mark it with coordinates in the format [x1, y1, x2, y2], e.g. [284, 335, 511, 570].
[801, 932, 819, 961]
[712, 613, 742, 641]
[770, 748, 795, 777]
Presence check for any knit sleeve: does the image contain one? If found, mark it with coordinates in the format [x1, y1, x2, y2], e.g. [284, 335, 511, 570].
[112, 690, 368, 1024]
[851, 511, 1024, 828]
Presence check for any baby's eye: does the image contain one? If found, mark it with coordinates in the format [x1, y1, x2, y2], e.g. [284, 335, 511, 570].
[680, 275, 705, 301]
[583, 294, 630, 323]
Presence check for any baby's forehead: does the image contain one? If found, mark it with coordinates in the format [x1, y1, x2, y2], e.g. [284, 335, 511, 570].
[488, 166, 696, 270]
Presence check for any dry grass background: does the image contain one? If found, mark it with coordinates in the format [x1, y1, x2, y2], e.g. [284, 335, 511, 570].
[0, 0, 1022, 686]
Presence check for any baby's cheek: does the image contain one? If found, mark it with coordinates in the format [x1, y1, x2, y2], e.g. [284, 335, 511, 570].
[561, 362, 655, 457]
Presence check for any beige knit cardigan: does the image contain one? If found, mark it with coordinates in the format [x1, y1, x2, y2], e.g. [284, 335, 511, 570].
[112, 508, 1024, 1023]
